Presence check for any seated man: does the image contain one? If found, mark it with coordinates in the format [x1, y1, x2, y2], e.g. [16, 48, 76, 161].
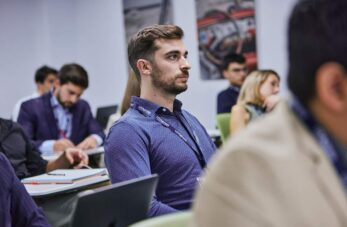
[12, 65, 58, 122]
[217, 53, 248, 114]
[18, 63, 105, 155]
[0, 152, 50, 227]
[192, 0, 347, 226]
[0, 118, 88, 179]
[105, 24, 216, 217]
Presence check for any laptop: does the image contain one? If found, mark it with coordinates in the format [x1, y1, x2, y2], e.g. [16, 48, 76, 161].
[69, 174, 158, 227]
[96, 105, 118, 129]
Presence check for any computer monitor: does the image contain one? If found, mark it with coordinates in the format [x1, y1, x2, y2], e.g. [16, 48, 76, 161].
[70, 174, 158, 227]
[96, 105, 118, 129]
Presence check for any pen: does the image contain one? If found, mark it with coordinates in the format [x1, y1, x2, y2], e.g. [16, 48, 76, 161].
[47, 173, 66, 176]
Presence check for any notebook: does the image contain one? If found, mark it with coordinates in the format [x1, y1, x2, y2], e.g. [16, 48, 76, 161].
[22, 168, 107, 184]
[70, 174, 158, 227]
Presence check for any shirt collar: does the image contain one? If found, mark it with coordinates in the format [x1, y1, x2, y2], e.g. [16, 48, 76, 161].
[130, 96, 183, 117]
[229, 84, 240, 92]
[50, 92, 70, 112]
[50, 93, 60, 109]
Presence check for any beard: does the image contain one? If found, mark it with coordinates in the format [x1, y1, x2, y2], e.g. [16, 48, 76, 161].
[56, 90, 74, 108]
[151, 63, 188, 95]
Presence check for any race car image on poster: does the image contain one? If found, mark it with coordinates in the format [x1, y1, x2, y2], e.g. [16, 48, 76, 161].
[196, 0, 257, 80]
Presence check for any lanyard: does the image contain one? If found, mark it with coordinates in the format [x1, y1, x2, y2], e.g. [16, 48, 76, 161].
[132, 103, 206, 168]
[155, 114, 206, 168]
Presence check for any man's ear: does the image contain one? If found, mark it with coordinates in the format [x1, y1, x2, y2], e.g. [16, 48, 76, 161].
[136, 59, 152, 76]
[316, 62, 347, 112]
[222, 70, 229, 80]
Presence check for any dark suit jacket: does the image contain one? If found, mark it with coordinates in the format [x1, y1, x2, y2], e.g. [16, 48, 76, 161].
[17, 92, 105, 149]
[217, 86, 239, 114]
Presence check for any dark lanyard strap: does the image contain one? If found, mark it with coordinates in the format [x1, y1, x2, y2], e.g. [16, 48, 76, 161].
[131, 102, 206, 168]
[155, 115, 206, 168]
[55, 114, 71, 139]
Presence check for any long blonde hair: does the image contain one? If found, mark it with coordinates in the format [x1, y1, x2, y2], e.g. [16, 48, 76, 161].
[237, 69, 280, 106]
[120, 70, 141, 115]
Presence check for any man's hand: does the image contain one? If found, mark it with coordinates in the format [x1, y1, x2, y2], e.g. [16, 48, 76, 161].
[77, 136, 97, 150]
[46, 147, 89, 171]
[53, 139, 75, 152]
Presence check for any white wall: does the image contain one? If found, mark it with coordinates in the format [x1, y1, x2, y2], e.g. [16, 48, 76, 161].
[0, 0, 297, 129]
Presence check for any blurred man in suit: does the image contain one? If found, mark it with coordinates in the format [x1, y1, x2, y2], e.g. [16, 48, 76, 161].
[18, 63, 105, 155]
[192, 0, 347, 226]
[0, 152, 50, 227]
[217, 53, 248, 114]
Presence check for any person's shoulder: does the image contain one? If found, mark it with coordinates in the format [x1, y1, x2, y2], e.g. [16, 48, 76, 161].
[21, 94, 45, 107]
[225, 103, 298, 157]
[108, 110, 145, 133]
[231, 104, 246, 113]
[74, 98, 90, 108]
[217, 87, 230, 97]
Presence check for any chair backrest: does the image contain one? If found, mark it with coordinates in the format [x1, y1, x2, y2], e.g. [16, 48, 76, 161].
[216, 113, 231, 143]
[96, 105, 118, 129]
[129, 211, 192, 227]
[70, 174, 158, 227]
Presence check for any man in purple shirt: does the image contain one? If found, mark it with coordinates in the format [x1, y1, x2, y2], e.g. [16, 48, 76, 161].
[105, 24, 216, 217]
[0, 152, 50, 227]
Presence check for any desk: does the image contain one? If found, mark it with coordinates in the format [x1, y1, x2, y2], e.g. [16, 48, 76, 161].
[42, 146, 105, 161]
[25, 175, 109, 198]
[206, 129, 221, 138]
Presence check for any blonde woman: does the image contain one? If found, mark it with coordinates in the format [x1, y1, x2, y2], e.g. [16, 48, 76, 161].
[230, 70, 280, 135]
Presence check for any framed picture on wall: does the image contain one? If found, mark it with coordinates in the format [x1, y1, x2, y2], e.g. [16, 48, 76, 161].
[123, 0, 173, 42]
[196, 0, 257, 80]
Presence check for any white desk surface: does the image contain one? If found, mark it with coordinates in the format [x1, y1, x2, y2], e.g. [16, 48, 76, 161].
[24, 174, 109, 197]
[42, 146, 105, 161]
[206, 129, 221, 138]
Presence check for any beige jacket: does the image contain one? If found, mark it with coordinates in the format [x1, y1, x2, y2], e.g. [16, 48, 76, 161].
[191, 102, 347, 227]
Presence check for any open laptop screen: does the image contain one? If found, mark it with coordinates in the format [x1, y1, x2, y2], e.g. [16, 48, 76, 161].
[70, 174, 158, 227]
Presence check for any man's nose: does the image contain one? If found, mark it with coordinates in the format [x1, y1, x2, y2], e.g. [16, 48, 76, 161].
[181, 58, 191, 70]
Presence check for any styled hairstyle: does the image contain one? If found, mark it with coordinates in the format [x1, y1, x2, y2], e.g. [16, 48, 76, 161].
[288, 0, 347, 107]
[128, 24, 184, 82]
[35, 65, 58, 83]
[237, 70, 280, 106]
[58, 63, 89, 89]
[222, 53, 246, 71]
[120, 69, 141, 115]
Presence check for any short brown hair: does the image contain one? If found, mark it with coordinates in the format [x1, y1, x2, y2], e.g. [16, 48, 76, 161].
[128, 24, 184, 82]
[59, 63, 89, 89]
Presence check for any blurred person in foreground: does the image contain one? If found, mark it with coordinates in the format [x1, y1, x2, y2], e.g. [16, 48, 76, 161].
[0, 152, 50, 227]
[191, 0, 347, 226]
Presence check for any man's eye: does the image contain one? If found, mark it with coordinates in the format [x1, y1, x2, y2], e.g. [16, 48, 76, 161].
[168, 55, 178, 60]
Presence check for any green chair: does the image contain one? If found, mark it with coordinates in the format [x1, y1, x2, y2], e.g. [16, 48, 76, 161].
[129, 211, 192, 227]
[216, 113, 231, 143]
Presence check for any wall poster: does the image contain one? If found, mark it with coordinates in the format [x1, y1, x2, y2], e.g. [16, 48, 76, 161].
[196, 0, 257, 80]
[123, 0, 173, 42]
